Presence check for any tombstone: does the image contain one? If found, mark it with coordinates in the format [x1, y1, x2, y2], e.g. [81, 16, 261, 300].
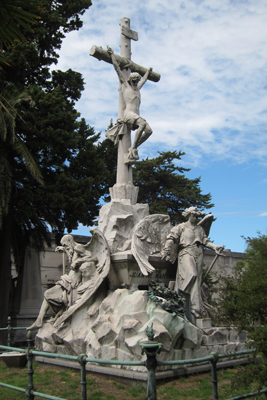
[13, 248, 43, 343]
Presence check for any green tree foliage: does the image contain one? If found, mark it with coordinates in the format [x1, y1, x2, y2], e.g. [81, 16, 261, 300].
[0, 88, 43, 225]
[133, 151, 214, 224]
[0, 1, 44, 223]
[97, 137, 118, 201]
[0, 0, 41, 49]
[217, 234, 267, 327]
[1, 0, 94, 235]
[3, 0, 92, 87]
[0, 0, 42, 73]
[216, 234, 267, 388]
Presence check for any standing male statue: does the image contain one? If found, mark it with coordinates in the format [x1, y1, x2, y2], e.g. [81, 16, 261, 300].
[106, 46, 153, 163]
[162, 207, 224, 318]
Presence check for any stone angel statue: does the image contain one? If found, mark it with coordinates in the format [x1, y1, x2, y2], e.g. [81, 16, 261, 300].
[161, 207, 224, 318]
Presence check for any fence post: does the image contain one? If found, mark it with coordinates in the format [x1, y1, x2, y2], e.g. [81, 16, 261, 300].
[140, 324, 162, 400]
[7, 316, 11, 347]
[78, 354, 87, 400]
[210, 352, 219, 400]
[26, 330, 35, 400]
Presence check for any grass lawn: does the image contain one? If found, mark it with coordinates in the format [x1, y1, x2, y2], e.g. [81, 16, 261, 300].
[0, 359, 265, 400]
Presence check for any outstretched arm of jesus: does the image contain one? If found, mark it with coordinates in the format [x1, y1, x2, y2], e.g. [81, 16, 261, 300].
[138, 67, 153, 89]
[107, 46, 126, 85]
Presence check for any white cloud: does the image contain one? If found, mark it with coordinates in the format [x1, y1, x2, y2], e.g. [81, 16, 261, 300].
[54, 0, 267, 168]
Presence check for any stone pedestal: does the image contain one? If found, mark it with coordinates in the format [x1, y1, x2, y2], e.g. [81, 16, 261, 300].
[108, 252, 175, 291]
[109, 183, 139, 205]
[98, 200, 149, 254]
[0, 352, 27, 368]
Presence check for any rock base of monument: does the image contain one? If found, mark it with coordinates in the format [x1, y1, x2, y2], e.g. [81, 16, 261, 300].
[35, 288, 247, 374]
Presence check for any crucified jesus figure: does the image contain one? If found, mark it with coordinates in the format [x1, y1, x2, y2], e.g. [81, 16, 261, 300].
[107, 46, 153, 163]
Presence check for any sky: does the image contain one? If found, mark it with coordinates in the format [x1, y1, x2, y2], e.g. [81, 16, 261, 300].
[55, 0, 267, 253]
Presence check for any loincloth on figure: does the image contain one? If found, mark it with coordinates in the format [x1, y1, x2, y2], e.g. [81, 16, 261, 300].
[105, 114, 147, 144]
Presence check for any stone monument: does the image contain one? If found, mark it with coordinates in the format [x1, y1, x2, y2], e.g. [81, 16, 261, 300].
[32, 18, 247, 373]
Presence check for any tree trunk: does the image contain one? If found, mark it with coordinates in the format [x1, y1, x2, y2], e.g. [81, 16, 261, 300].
[0, 211, 13, 344]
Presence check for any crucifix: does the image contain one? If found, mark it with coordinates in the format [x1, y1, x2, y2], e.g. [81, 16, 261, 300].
[90, 18, 160, 205]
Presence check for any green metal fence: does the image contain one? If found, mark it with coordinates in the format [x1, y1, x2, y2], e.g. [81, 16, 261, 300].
[0, 316, 28, 347]
[0, 319, 267, 400]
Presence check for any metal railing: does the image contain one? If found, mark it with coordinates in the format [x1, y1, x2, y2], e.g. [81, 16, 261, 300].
[0, 316, 28, 347]
[0, 320, 267, 400]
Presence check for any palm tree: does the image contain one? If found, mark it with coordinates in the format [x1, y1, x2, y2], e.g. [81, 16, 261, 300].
[0, 0, 41, 50]
[0, 87, 43, 226]
[0, 0, 42, 224]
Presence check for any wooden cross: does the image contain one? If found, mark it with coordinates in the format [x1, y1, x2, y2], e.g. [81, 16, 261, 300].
[90, 18, 160, 204]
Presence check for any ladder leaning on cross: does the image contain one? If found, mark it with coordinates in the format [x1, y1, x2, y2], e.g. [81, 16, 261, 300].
[90, 17, 160, 205]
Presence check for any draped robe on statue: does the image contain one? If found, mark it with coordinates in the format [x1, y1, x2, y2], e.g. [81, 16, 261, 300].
[166, 223, 212, 316]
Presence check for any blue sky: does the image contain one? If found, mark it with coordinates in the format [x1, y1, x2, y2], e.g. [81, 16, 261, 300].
[54, 0, 267, 253]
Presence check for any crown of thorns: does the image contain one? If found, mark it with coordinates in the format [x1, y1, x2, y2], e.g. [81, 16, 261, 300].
[128, 72, 141, 82]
